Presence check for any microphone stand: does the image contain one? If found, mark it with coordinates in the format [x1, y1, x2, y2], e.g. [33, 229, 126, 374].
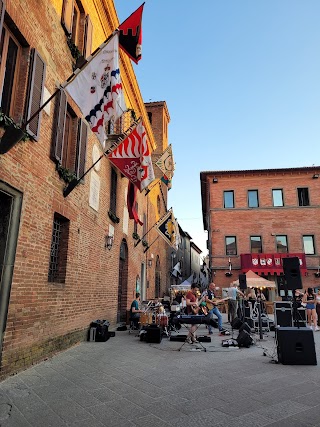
[257, 297, 263, 340]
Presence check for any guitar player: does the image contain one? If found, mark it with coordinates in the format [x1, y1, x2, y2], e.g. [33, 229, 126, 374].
[185, 283, 200, 343]
[204, 282, 228, 336]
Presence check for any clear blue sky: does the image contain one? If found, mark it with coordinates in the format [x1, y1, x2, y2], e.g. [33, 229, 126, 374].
[114, 0, 320, 255]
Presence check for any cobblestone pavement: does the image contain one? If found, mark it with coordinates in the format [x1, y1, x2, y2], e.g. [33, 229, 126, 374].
[1, 315, 320, 426]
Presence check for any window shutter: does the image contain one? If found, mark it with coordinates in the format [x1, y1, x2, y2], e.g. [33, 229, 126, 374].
[53, 89, 67, 163]
[25, 49, 46, 140]
[76, 119, 88, 179]
[0, 0, 5, 37]
[83, 15, 93, 58]
[61, 0, 74, 35]
[110, 168, 118, 214]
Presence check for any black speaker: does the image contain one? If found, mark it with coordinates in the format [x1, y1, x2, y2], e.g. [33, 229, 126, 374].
[146, 325, 162, 343]
[231, 318, 243, 329]
[277, 327, 317, 365]
[237, 330, 253, 348]
[282, 257, 302, 290]
[239, 274, 247, 290]
[239, 322, 251, 334]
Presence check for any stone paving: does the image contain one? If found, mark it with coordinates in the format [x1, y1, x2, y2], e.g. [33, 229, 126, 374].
[1, 315, 320, 426]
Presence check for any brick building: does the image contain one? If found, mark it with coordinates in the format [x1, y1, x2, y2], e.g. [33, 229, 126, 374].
[0, 0, 171, 377]
[200, 167, 320, 294]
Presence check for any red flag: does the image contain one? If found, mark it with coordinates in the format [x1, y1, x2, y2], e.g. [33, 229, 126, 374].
[108, 120, 155, 191]
[127, 181, 143, 225]
[118, 3, 144, 64]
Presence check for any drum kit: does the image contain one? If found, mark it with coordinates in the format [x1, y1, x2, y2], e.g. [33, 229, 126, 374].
[137, 300, 180, 336]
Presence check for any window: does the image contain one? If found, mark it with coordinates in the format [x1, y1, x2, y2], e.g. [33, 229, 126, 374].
[0, 26, 20, 117]
[303, 235, 315, 255]
[276, 235, 288, 253]
[61, 0, 93, 58]
[225, 236, 237, 255]
[48, 213, 70, 283]
[147, 112, 152, 124]
[52, 89, 88, 179]
[272, 189, 284, 207]
[224, 191, 234, 208]
[297, 188, 310, 207]
[248, 190, 259, 208]
[0, 10, 45, 139]
[107, 109, 136, 136]
[250, 236, 262, 253]
[110, 168, 118, 215]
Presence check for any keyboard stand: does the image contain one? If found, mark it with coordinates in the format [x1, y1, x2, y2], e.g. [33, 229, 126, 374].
[178, 323, 207, 352]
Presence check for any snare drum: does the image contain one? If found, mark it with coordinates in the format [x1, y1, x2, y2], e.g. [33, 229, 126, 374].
[157, 314, 168, 327]
[140, 312, 153, 326]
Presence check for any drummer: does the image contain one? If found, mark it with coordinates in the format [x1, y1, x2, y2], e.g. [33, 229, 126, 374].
[130, 292, 144, 329]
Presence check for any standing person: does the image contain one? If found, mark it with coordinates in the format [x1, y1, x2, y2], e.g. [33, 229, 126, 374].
[185, 283, 200, 343]
[205, 282, 227, 335]
[303, 288, 319, 331]
[227, 284, 244, 324]
[316, 289, 320, 327]
[130, 292, 144, 329]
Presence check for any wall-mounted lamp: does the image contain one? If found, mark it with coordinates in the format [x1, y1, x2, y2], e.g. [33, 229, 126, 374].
[213, 177, 218, 183]
[312, 174, 319, 179]
[105, 234, 114, 250]
[148, 253, 154, 267]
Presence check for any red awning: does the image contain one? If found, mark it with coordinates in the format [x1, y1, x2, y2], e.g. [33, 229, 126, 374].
[240, 253, 307, 275]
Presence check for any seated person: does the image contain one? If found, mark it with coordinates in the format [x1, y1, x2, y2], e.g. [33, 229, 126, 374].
[130, 292, 144, 329]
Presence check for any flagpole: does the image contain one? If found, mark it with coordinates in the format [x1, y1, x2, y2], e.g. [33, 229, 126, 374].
[134, 208, 172, 247]
[63, 117, 140, 197]
[63, 144, 115, 198]
[144, 178, 161, 195]
[23, 31, 119, 130]
[143, 235, 160, 253]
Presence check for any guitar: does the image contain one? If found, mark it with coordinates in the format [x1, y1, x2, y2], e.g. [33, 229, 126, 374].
[206, 297, 229, 311]
[191, 303, 209, 316]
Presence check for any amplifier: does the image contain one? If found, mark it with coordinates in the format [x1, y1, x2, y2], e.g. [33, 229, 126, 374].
[146, 325, 162, 343]
[274, 302, 292, 327]
[277, 327, 317, 365]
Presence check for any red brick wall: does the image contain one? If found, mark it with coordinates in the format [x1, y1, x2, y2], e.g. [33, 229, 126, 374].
[0, 0, 170, 377]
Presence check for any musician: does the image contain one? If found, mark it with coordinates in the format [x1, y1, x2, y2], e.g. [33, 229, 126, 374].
[185, 283, 200, 343]
[204, 282, 224, 335]
[130, 293, 144, 329]
[227, 285, 244, 324]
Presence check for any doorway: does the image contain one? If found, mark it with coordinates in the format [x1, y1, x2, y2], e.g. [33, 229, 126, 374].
[0, 183, 23, 363]
[117, 239, 128, 323]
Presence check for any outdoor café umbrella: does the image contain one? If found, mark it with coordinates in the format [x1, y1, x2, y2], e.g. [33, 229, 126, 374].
[232, 270, 276, 288]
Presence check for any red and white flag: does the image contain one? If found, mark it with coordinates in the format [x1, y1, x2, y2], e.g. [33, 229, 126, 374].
[64, 33, 126, 147]
[108, 120, 155, 191]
